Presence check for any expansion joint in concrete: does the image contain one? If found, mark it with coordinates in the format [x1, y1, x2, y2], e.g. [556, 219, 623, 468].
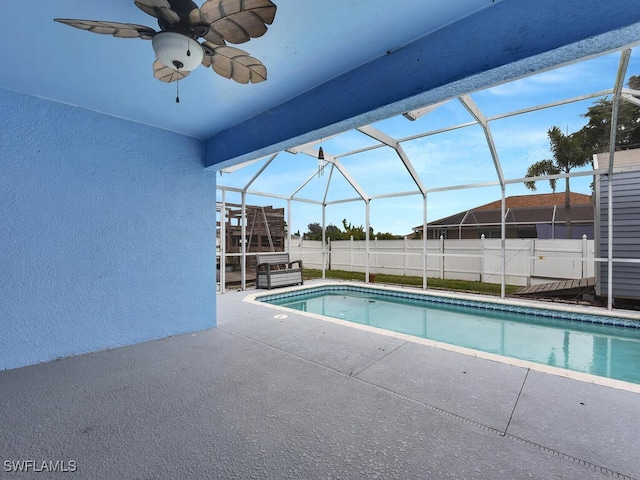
[353, 374, 636, 480]
[349, 340, 409, 378]
[219, 326, 636, 480]
[504, 367, 530, 435]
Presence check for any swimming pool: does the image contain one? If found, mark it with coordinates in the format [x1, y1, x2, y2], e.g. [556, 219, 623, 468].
[256, 284, 640, 386]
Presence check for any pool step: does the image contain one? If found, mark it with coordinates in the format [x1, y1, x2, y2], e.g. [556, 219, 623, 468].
[514, 277, 595, 297]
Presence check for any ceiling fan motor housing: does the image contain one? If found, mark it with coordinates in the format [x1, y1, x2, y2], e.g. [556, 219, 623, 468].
[152, 32, 203, 71]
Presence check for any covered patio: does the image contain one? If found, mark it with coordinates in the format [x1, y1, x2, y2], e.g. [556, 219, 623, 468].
[3, 0, 640, 368]
[2, 282, 639, 479]
[2, 1, 640, 478]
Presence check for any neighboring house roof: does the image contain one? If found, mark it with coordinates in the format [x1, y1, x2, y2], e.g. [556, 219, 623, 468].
[474, 192, 592, 211]
[413, 192, 593, 231]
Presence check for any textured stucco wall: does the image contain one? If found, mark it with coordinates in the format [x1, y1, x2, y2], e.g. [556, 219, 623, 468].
[0, 88, 217, 371]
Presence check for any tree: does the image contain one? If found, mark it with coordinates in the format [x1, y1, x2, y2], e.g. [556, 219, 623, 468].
[524, 126, 591, 238]
[341, 219, 366, 240]
[579, 75, 640, 153]
[303, 219, 398, 241]
[325, 224, 345, 240]
[304, 222, 323, 241]
[303, 222, 346, 241]
[374, 231, 398, 240]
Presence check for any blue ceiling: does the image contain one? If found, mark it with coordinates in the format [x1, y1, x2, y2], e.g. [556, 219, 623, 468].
[1, 1, 495, 138]
[2, 1, 640, 168]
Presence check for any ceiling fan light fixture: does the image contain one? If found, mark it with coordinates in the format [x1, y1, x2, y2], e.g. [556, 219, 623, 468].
[152, 32, 203, 71]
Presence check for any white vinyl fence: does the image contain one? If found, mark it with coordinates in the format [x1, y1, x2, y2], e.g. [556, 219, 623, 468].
[290, 236, 595, 287]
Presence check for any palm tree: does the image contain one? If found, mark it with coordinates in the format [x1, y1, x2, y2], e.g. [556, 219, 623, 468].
[524, 126, 591, 238]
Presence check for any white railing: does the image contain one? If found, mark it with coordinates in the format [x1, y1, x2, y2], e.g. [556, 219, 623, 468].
[289, 235, 595, 287]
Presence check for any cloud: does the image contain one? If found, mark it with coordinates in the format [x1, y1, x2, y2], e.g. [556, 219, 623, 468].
[491, 124, 549, 150]
[485, 63, 590, 98]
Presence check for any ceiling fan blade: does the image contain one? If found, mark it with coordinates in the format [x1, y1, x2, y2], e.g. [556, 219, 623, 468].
[189, 0, 276, 45]
[153, 59, 190, 82]
[201, 42, 267, 84]
[54, 19, 156, 39]
[134, 0, 181, 25]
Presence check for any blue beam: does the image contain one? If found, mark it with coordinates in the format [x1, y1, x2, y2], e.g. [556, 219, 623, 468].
[205, 0, 640, 168]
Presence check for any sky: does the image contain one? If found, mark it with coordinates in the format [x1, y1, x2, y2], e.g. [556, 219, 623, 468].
[216, 47, 640, 237]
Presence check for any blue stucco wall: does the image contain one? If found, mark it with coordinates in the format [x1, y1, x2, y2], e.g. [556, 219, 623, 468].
[0, 88, 217, 371]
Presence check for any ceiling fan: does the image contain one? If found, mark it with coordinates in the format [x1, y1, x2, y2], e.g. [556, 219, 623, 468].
[55, 0, 277, 92]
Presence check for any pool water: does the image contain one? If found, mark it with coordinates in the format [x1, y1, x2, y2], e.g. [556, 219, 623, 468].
[260, 286, 640, 385]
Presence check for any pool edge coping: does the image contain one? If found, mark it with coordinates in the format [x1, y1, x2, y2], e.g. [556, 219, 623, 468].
[243, 280, 640, 395]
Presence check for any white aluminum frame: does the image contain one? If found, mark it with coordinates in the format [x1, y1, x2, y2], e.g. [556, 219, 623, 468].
[216, 47, 639, 310]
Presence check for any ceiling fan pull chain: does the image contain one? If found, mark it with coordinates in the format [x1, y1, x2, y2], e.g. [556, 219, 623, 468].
[176, 76, 180, 103]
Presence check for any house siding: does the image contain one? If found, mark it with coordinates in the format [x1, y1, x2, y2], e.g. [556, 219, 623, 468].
[596, 168, 640, 301]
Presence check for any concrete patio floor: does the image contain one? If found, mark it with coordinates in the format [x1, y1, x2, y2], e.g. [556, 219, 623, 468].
[2, 282, 639, 479]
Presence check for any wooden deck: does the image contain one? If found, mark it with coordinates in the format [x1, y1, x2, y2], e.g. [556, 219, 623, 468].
[514, 277, 595, 297]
